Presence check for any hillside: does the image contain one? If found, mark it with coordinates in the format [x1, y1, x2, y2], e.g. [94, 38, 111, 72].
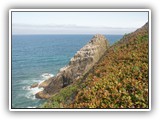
[41, 22, 149, 109]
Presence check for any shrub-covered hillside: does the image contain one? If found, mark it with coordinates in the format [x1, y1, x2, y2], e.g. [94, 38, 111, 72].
[41, 22, 149, 109]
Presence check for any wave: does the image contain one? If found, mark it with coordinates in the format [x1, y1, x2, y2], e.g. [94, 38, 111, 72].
[23, 85, 43, 100]
[22, 73, 54, 100]
[41, 73, 54, 79]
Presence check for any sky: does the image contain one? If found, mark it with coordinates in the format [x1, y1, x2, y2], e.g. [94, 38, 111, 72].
[12, 11, 148, 35]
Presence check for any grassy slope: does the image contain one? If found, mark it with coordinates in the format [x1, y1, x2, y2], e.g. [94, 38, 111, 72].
[41, 23, 149, 108]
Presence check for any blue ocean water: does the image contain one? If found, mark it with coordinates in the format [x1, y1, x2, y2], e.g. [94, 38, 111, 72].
[12, 34, 123, 108]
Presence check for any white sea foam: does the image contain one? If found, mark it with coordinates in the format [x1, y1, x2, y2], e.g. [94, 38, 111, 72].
[41, 73, 54, 79]
[31, 86, 44, 94]
[22, 86, 30, 90]
[25, 93, 36, 100]
[25, 86, 44, 100]
[27, 106, 36, 108]
[24, 73, 54, 100]
[38, 73, 54, 86]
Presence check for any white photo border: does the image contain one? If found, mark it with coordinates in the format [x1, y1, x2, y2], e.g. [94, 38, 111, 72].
[9, 9, 151, 111]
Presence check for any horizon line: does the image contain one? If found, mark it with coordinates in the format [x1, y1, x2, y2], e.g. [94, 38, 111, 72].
[12, 23, 138, 29]
[12, 33, 125, 35]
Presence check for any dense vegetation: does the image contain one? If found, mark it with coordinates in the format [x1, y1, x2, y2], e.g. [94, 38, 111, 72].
[41, 23, 149, 109]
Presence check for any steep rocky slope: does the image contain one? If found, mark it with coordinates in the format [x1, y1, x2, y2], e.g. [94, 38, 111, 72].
[41, 22, 149, 108]
[36, 34, 109, 99]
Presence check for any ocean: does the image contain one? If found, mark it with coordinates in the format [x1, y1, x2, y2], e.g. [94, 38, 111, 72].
[11, 34, 123, 108]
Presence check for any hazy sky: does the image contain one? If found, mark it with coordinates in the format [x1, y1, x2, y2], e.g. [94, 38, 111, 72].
[12, 11, 148, 35]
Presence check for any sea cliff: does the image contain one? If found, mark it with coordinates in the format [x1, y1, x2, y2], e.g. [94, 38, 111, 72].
[36, 34, 109, 99]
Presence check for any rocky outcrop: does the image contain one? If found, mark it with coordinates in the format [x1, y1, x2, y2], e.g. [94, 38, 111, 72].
[38, 78, 52, 88]
[35, 34, 109, 99]
[30, 82, 38, 88]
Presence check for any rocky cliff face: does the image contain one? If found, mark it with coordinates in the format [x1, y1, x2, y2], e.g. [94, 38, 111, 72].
[36, 34, 109, 99]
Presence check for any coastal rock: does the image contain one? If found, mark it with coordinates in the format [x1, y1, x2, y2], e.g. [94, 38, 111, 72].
[35, 91, 51, 99]
[38, 78, 52, 88]
[30, 82, 38, 88]
[36, 34, 109, 99]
